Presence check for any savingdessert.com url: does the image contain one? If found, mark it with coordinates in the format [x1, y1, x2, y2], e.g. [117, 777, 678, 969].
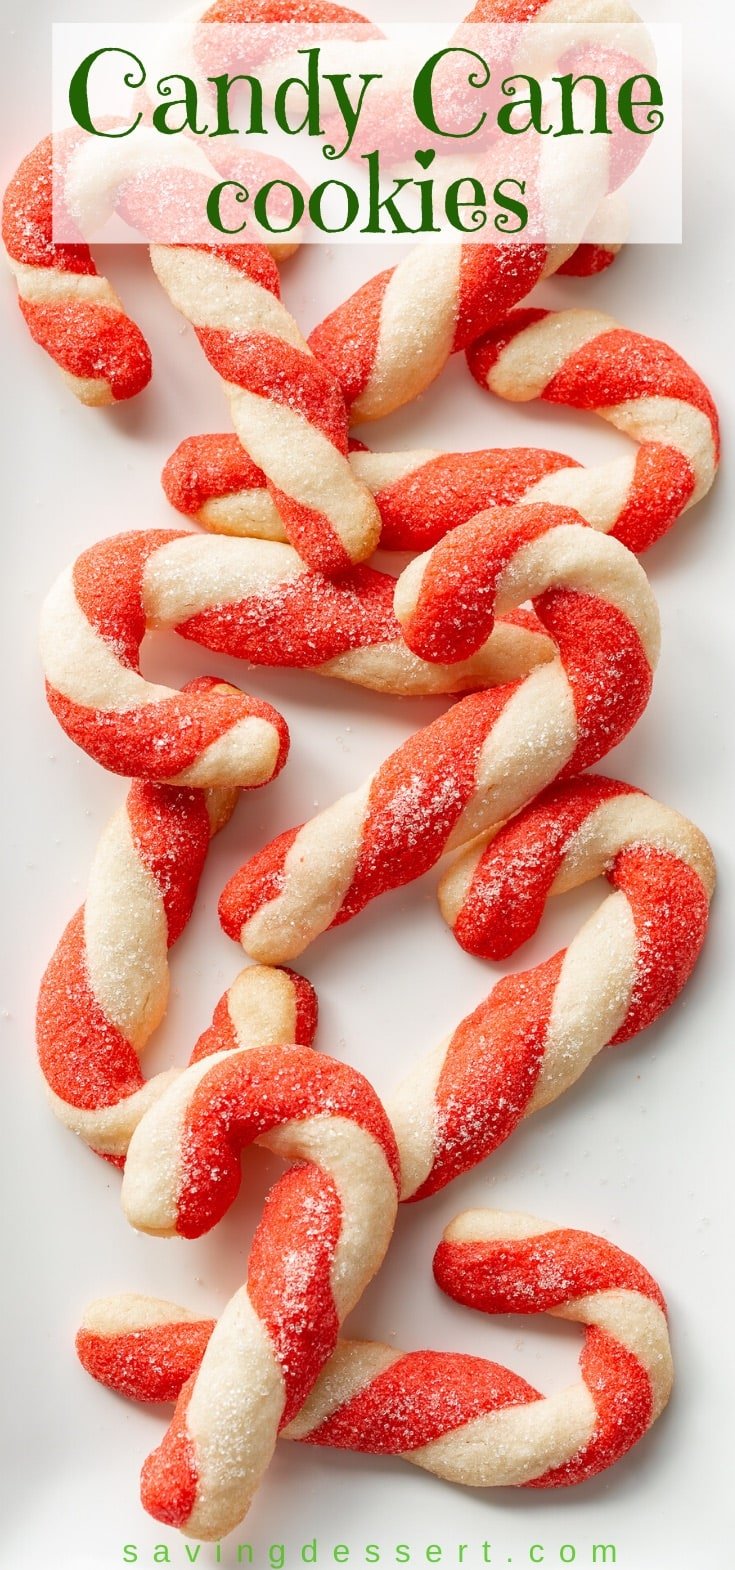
[120, 1540, 621, 1567]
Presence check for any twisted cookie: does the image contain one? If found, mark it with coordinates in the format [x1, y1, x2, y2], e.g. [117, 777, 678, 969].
[37, 752, 236, 1161]
[37, 760, 316, 1155]
[40, 529, 554, 717]
[468, 306, 720, 552]
[147, 242, 381, 574]
[219, 513, 659, 961]
[163, 307, 718, 556]
[390, 776, 714, 1199]
[162, 436, 586, 549]
[118, 993, 399, 1538]
[40, 553, 290, 786]
[79, 1209, 672, 1490]
[0, 0, 368, 401]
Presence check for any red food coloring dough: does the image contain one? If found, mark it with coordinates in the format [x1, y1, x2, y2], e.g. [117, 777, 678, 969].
[411, 952, 564, 1200]
[544, 327, 719, 450]
[404, 504, 572, 664]
[529, 1329, 653, 1487]
[197, 330, 348, 450]
[305, 1351, 540, 1453]
[375, 448, 578, 552]
[613, 443, 696, 554]
[140, 1376, 200, 1528]
[289, 968, 319, 1046]
[464, 0, 551, 20]
[175, 1046, 398, 1237]
[19, 298, 151, 400]
[2, 134, 95, 271]
[76, 1320, 214, 1404]
[467, 307, 548, 386]
[179, 565, 398, 666]
[219, 825, 302, 941]
[162, 434, 266, 516]
[541, 590, 653, 773]
[557, 243, 618, 277]
[250, 1165, 342, 1424]
[188, 991, 242, 1064]
[202, 0, 371, 22]
[454, 776, 641, 959]
[126, 780, 212, 943]
[454, 245, 549, 352]
[609, 847, 710, 1043]
[434, 1230, 665, 1317]
[48, 681, 288, 783]
[72, 530, 185, 664]
[337, 685, 518, 922]
[308, 269, 390, 412]
[37, 768, 221, 1113]
[266, 487, 352, 576]
[37, 908, 145, 1109]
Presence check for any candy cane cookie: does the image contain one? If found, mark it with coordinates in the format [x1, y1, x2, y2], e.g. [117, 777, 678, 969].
[0, 0, 371, 405]
[40, 548, 290, 786]
[219, 516, 660, 962]
[4, 133, 380, 573]
[468, 306, 720, 551]
[40, 530, 555, 724]
[309, 247, 580, 427]
[306, 0, 645, 422]
[165, 295, 718, 554]
[37, 742, 316, 1157]
[119, 1001, 399, 1539]
[389, 776, 714, 1199]
[143, 240, 381, 575]
[161, 436, 584, 549]
[37, 751, 235, 1163]
[2, 124, 317, 410]
[2, 130, 298, 409]
[393, 501, 655, 665]
[2, 132, 152, 406]
[78, 1210, 672, 1490]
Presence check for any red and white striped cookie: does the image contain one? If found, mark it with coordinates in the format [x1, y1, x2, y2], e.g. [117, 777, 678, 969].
[2, 131, 298, 405]
[40, 528, 553, 710]
[147, 241, 380, 575]
[219, 521, 660, 962]
[37, 761, 236, 1162]
[161, 436, 584, 550]
[120, 1017, 399, 1538]
[393, 501, 648, 665]
[309, 245, 581, 426]
[163, 326, 714, 550]
[305, 0, 641, 422]
[0, 0, 370, 407]
[161, 306, 717, 556]
[387, 776, 714, 1200]
[2, 131, 153, 406]
[37, 762, 316, 1157]
[468, 306, 720, 552]
[78, 1209, 672, 1489]
[40, 552, 290, 786]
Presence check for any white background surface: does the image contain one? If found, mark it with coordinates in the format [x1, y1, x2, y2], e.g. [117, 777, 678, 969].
[1, 3, 733, 1567]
